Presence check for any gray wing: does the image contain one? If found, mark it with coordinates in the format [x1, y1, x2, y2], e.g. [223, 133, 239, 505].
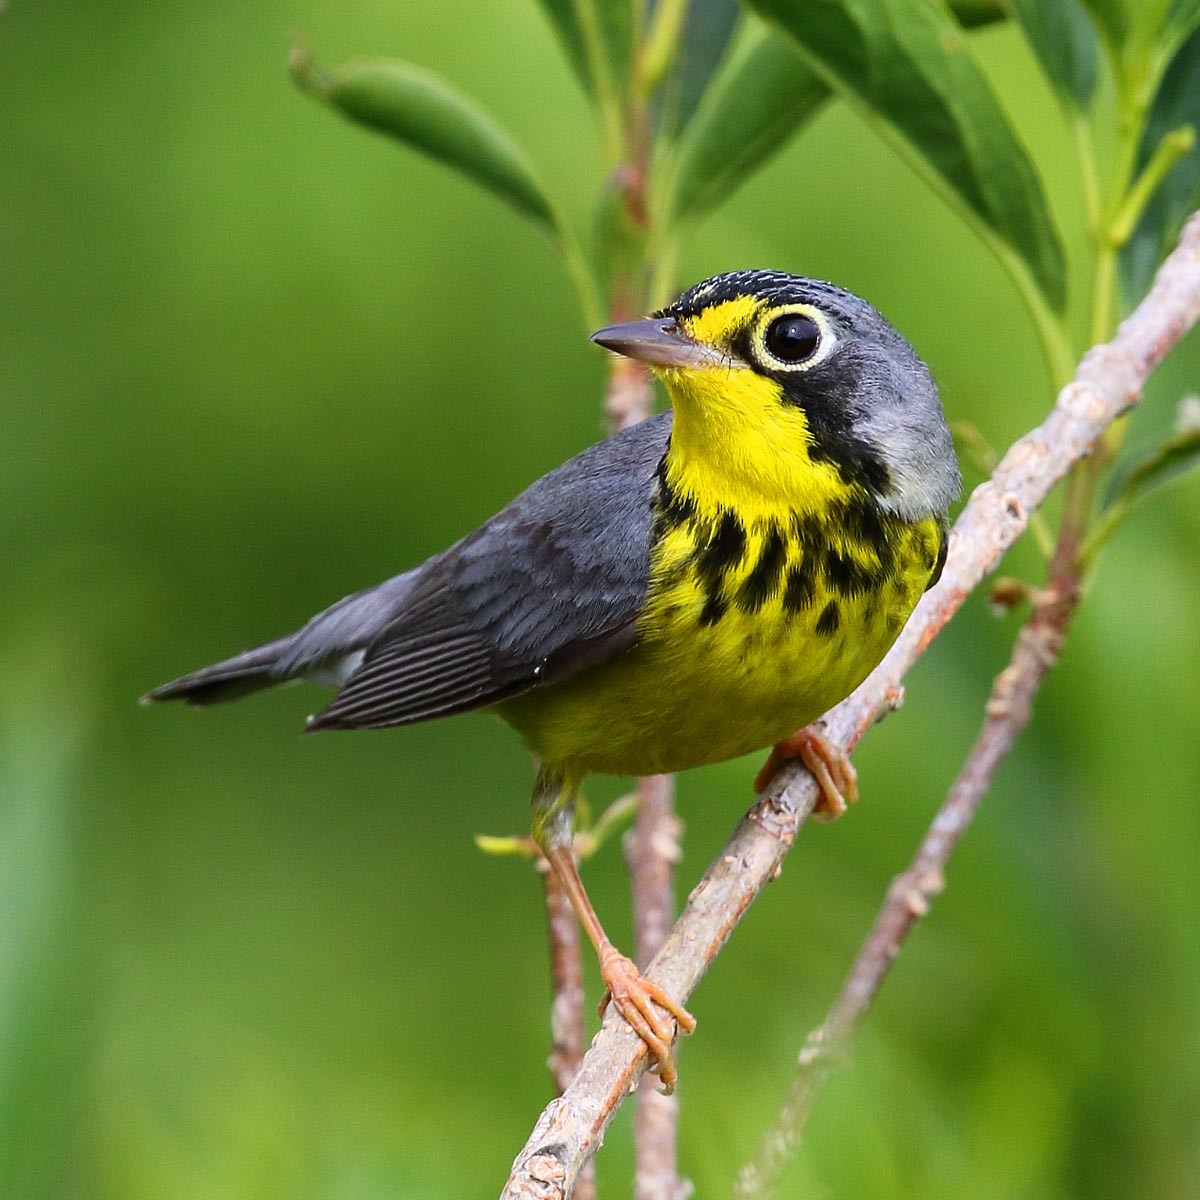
[306, 411, 672, 731]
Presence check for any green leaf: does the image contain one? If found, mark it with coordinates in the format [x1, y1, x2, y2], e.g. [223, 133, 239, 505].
[1005, 0, 1099, 109]
[533, 0, 633, 96]
[1081, 0, 1198, 70]
[291, 53, 557, 232]
[948, 0, 1007, 28]
[656, 0, 743, 139]
[1077, 0, 1128, 47]
[667, 30, 829, 222]
[745, 0, 1068, 310]
[1113, 427, 1200, 508]
[1168, 0, 1200, 39]
[1084, 412, 1200, 561]
[473, 833, 537, 858]
[535, 0, 592, 87]
[1121, 27, 1200, 300]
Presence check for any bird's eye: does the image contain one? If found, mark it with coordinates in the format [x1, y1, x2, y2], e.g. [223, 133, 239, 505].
[763, 313, 821, 365]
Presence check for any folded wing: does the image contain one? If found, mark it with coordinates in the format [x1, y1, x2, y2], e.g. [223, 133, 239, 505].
[307, 412, 671, 731]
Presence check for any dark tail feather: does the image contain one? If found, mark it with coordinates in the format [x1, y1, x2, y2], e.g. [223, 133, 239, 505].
[142, 636, 296, 707]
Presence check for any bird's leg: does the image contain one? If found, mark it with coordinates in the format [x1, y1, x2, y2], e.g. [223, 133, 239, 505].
[532, 769, 695, 1093]
[754, 726, 858, 822]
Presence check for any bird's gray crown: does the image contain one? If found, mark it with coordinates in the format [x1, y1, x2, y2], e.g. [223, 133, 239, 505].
[662, 270, 873, 325]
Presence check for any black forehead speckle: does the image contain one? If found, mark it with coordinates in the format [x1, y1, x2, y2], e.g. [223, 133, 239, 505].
[660, 270, 870, 326]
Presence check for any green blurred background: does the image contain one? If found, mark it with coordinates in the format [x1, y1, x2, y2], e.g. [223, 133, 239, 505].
[2, 2, 1198, 1197]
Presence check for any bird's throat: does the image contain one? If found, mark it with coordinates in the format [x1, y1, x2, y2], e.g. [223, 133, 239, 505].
[658, 365, 850, 522]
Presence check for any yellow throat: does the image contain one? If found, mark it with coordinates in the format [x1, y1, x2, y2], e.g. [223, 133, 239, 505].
[656, 297, 850, 523]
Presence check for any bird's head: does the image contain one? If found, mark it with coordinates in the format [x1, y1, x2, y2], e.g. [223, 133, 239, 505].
[591, 270, 959, 521]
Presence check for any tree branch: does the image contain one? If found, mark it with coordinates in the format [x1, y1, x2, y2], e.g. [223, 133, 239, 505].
[501, 211, 1200, 1200]
[541, 864, 596, 1200]
[731, 580, 1076, 1198]
[543, 865, 589, 1095]
[625, 774, 691, 1200]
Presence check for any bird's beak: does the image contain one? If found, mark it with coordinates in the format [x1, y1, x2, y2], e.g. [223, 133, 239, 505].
[589, 318, 737, 369]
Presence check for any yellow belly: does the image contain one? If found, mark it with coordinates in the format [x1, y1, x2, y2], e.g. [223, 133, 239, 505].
[497, 513, 940, 778]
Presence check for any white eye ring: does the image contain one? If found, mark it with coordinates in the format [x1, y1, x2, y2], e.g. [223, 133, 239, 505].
[757, 304, 837, 372]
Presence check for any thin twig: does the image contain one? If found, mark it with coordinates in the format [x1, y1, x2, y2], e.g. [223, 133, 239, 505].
[500, 212, 1200, 1200]
[543, 864, 589, 1095]
[626, 775, 691, 1200]
[732, 582, 1075, 1198]
[541, 863, 596, 1200]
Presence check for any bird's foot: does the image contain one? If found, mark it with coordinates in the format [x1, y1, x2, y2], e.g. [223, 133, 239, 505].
[754, 726, 858, 821]
[597, 943, 695, 1094]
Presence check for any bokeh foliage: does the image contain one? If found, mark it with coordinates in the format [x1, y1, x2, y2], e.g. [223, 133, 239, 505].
[1, 1, 1199, 1198]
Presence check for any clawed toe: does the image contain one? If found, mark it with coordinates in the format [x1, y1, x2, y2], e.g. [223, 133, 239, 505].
[755, 726, 858, 821]
[598, 946, 695, 1093]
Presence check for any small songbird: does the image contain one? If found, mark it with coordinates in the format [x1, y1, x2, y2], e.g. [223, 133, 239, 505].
[146, 270, 959, 1090]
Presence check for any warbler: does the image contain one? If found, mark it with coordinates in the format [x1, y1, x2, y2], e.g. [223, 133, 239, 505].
[147, 270, 959, 1090]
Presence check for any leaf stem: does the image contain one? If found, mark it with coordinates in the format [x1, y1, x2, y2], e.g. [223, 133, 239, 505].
[1058, 60, 1172, 562]
[556, 214, 606, 331]
[1090, 241, 1116, 347]
[636, 0, 689, 96]
[1073, 115, 1104, 240]
[1077, 425, 1200, 569]
[572, 0, 626, 163]
[1105, 67, 1156, 226]
[1109, 124, 1197, 247]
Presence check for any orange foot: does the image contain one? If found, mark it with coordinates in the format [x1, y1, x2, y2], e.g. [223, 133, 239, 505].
[754, 726, 859, 822]
[598, 943, 696, 1094]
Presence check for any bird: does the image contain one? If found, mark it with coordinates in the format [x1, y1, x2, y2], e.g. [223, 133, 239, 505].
[145, 269, 960, 1091]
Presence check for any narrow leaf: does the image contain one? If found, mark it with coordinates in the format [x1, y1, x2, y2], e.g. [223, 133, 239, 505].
[948, 0, 1007, 27]
[656, 0, 743, 139]
[1086, 415, 1200, 559]
[534, 0, 591, 87]
[474, 834, 537, 858]
[1106, 410, 1200, 508]
[1121, 27, 1200, 300]
[746, 0, 1068, 310]
[1005, 0, 1099, 110]
[1168, 0, 1200, 38]
[533, 0, 633, 96]
[1081, 0, 1197, 65]
[292, 53, 557, 232]
[1077, 0, 1128, 48]
[668, 30, 829, 222]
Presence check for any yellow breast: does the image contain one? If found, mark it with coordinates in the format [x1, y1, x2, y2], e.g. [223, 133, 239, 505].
[499, 487, 941, 779]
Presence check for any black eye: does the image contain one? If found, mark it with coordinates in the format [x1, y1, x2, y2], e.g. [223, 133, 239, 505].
[764, 313, 821, 364]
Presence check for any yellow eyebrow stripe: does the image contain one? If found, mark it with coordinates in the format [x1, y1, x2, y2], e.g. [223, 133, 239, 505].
[679, 295, 761, 345]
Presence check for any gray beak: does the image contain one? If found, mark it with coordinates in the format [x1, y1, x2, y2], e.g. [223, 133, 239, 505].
[589, 318, 735, 369]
